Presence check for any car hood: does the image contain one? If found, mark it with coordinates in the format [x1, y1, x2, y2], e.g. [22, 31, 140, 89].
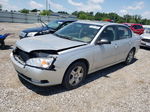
[22, 26, 51, 33]
[16, 34, 86, 53]
[141, 34, 150, 39]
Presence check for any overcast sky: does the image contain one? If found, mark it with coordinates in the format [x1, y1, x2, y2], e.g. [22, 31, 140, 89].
[0, 0, 150, 19]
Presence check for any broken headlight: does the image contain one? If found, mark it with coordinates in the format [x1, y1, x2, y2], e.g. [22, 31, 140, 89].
[26, 58, 54, 69]
[27, 32, 37, 37]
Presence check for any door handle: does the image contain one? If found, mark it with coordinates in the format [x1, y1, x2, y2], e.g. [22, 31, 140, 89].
[129, 41, 132, 45]
[114, 44, 118, 48]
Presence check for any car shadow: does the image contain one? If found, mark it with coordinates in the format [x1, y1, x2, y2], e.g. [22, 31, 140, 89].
[19, 58, 138, 96]
[140, 46, 150, 51]
[0, 45, 13, 50]
[84, 59, 137, 85]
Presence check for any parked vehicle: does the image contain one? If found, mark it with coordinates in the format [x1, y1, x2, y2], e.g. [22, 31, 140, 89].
[0, 33, 11, 49]
[11, 21, 141, 89]
[19, 19, 76, 39]
[141, 25, 150, 48]
[123, 23, 144, 35]
[103, 19, 114, 23]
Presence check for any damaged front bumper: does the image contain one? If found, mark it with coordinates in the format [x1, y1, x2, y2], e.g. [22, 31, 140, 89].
[10, 53, 64, 86]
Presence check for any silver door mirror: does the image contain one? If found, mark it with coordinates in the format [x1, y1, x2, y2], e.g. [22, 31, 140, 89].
[96, 38, 111, 45]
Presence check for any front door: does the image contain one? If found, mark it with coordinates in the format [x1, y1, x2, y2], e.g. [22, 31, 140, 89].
[93, 25, 119, 70]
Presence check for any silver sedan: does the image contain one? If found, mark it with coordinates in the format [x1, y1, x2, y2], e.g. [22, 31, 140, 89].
[10, 20, 141, 89]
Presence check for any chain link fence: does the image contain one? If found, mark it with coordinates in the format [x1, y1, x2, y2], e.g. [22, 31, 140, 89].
[0, 11, 77, 23]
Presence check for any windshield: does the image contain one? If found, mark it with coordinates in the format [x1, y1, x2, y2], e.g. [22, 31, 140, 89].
[144, 28, 150, 34]
[47, 20, 63, 29]
[54, 22, 101, 43]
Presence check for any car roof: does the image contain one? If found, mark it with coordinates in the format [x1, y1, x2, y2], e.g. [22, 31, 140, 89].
[123, 23, 142, 26]
[76, 20, 121, 26]
[143, 25, 150, 28]
[56, 19, 77, 22]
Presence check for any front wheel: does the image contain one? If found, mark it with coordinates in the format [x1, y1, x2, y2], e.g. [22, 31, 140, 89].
[124, 49, 135, 65]
[63, 62, 87, 90]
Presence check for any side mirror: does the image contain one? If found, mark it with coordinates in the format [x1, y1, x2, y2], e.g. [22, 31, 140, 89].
[96, 39, 111, 45]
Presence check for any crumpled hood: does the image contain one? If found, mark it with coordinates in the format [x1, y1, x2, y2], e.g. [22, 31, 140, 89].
[22, 26, 50, 33]
[141, 34, 150, 39]
[16, 34, 86, 53]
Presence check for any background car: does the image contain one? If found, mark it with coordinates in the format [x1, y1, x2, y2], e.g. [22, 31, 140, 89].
[11, 21, 141, 89]
[19, 19, 76, 39]
[141, 25, 150, 48]
[123, 23, 144, 35]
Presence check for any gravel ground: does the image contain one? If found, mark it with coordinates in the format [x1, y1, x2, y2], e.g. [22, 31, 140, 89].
[0, 23, 150, 112]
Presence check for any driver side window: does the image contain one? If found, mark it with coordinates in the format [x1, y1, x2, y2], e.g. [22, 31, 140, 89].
[99, 26, 116, 42]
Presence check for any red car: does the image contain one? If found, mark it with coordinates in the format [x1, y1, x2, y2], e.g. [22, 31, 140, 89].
[103, 19, 114, 23]
[123, 23, 144, 35]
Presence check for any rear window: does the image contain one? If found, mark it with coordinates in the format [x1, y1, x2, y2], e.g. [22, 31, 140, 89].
[132, 25, 143, 29]
[117, 26, 132, 40]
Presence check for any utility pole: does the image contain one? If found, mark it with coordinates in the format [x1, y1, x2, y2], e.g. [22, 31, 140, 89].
[46, 0, 48, 10]
[49, 0, 51, 11]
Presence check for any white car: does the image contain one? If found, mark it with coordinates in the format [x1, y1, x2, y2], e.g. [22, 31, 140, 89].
[141, 25, 150, 48]
[10, 20, 141, 89]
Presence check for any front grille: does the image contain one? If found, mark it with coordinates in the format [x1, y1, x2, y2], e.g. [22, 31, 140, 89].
[13, 48, 30, 62]
[142, 39, 150, 43]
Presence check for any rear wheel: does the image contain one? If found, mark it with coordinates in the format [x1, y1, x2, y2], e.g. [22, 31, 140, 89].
[63, 62, 87, 90]
[125, 49, 135, 65]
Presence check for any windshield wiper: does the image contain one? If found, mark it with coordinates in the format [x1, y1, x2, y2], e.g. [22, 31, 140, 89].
[54, 33, 73, 40]
[39, 18, 49, 28]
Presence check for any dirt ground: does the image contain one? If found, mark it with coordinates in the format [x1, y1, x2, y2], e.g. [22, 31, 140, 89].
[0, 23, 150, 112]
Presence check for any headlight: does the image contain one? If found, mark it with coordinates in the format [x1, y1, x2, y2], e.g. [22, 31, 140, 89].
[20, 32, 26, 37]
[42, 30, 50, 34]
[27, 32, 37, 37]
[26, 58, 54, 69]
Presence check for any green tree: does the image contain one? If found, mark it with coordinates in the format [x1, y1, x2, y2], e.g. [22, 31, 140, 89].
[79, 13, 87, 19]
[72, 10, 150, 24]
[40, 10, 52, 16]
[19, 9, 29, 14]
[72, 11, 94, 20]
[133, 15, 142, 23]
[72, 11, 79, 17]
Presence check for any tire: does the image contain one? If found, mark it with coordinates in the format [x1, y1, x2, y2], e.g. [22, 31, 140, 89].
[63, 62, 87, 90]
[124, 49, 135, 65]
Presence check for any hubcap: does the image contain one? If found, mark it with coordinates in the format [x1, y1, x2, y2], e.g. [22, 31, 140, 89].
[69, 66, 84, 86]
[127, 51, 134, 63]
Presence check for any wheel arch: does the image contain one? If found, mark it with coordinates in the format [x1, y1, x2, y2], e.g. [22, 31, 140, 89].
[67, 58, 89, 73]
[62, 58, 90, 82]
[131, 47, 136, 53]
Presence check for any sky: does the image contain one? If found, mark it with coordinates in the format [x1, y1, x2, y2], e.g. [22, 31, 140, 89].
[0, 0, 150, 19]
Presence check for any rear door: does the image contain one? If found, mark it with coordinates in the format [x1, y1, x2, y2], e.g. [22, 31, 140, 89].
[114, 25, 133, 61]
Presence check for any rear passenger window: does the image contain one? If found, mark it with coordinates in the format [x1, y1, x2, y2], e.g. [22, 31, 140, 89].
[117, 26, 132, 40]
[132, 25, 143, 29]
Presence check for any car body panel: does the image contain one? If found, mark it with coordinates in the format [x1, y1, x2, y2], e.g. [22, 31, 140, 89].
[16, 34, 86, 53]
[141, 25, 150, 47]
[22, 26, 49, 33]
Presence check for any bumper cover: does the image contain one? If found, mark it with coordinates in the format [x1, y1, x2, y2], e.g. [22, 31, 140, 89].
[10, 53, 64, 86]
[140, 41, 150, 48]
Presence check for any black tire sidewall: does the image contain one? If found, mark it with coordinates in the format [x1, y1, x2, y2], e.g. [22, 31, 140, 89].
[63, 62, 87, 90]
[125, 49, 135, 65]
